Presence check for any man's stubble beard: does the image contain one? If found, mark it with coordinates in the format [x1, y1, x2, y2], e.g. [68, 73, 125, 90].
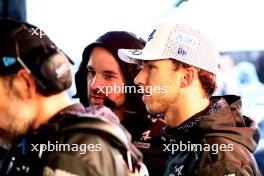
[146, 91, 181, 115]
[0, 90, 36, 144]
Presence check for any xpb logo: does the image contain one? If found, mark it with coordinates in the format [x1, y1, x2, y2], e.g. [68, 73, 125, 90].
[30, 27, 46, 38]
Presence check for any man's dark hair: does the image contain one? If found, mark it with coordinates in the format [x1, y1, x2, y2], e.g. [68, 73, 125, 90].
[172, 59, 217, 98]
[74, 31, 147, 113]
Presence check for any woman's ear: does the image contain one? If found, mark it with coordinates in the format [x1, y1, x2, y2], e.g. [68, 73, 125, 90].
[13, 69, 37, 99]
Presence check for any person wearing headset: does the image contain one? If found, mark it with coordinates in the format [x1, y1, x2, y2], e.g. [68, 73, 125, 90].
[0, 19, 147, 176]
[74, 31, 168, 176]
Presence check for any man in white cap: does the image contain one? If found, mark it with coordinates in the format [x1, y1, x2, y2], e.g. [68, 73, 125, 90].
[118, 23, 261, 176]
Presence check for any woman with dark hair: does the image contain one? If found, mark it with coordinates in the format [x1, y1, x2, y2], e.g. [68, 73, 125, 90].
[74, 31, 167, 176]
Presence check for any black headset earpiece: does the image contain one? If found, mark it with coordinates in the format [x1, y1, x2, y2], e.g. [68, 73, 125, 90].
[11, 23, 73, 95]
[33, 50, 72, 95]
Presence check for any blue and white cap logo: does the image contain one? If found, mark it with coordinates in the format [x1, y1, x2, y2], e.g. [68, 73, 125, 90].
[147, 29, 156, 42]
[2, 56, 16, 67]
[129, 50, 142, 56]
[174, 33, 198, 48]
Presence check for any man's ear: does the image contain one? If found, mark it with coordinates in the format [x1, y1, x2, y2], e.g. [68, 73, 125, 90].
[13, 69, 37, 99]
[180, 67, 196, 88]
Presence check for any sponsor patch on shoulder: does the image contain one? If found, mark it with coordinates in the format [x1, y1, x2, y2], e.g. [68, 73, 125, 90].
[134, 141, 151, 149]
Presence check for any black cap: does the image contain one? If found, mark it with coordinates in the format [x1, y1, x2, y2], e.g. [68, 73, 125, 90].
[0, 19, 74, 95]
[0, 19, 57, 75]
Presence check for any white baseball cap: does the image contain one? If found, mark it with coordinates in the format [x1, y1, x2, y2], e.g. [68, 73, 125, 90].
[118, 23, 219, 75]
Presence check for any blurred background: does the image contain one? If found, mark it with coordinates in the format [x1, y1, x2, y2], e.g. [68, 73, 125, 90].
[1, 0, 264, 147]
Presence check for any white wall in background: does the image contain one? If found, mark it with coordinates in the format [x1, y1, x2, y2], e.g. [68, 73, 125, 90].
[164, 0, 264, 52]
[27, 0, 175, 63]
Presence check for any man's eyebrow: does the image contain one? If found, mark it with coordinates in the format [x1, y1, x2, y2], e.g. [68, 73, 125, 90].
[102, 70, 118, 76]
[137, 60, 149, 68]
[140, 60, 150, 65]
[87, 66, 94, 70]
[87, 66, 118, 75]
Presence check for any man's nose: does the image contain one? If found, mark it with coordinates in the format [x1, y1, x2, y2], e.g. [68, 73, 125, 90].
[90, 75, 104, 90]
[134, 69, 146, 86]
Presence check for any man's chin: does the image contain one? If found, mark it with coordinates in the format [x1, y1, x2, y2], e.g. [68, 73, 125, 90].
[146, 105, 159, 115]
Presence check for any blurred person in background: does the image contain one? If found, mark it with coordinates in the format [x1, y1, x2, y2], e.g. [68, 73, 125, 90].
[74, 31, 168, 175]
[217, 57, 264, 175]
[216, 54, 240, 95]
[236, 61, 264, 124]
[254, 52, 264, 84]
